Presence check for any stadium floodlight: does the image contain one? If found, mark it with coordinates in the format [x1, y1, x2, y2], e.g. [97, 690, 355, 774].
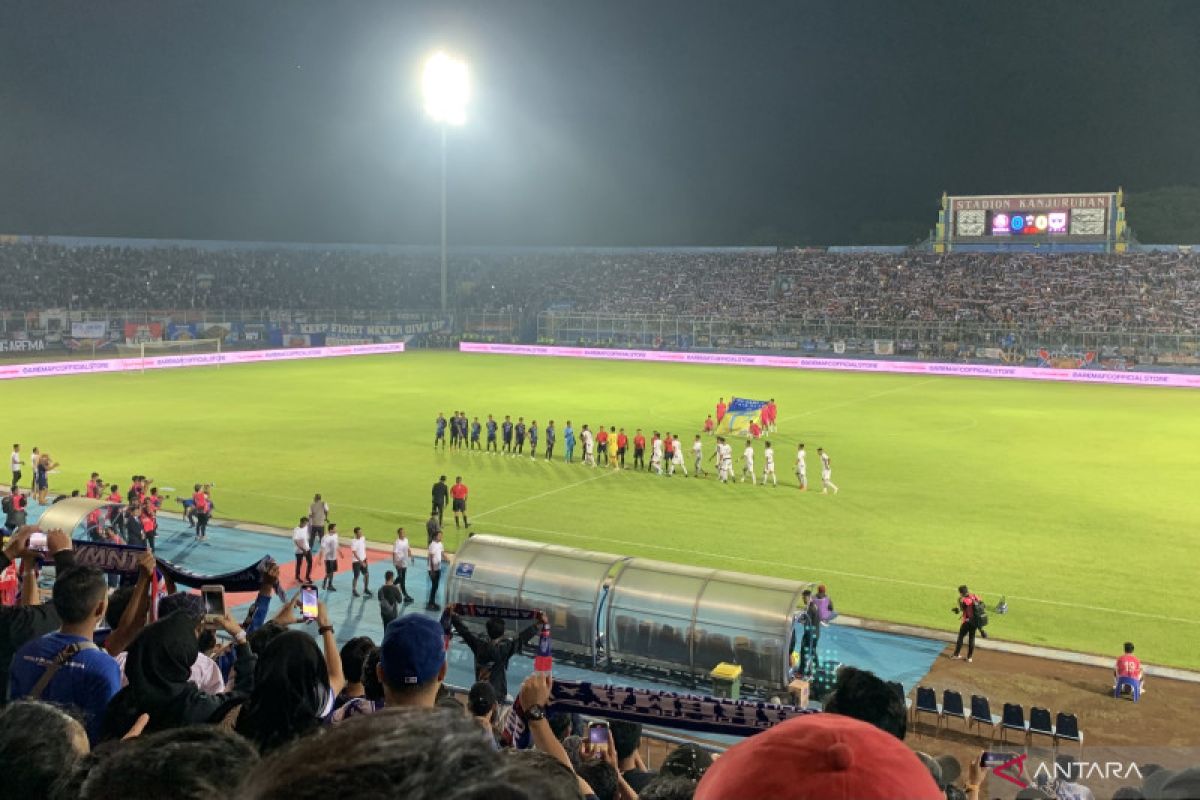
[422, 51, 469, 126]
[422, 51, 469, 313]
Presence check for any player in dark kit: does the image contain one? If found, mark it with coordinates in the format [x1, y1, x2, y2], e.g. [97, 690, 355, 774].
[470, 417, 482, 450]
[431, 475, 449, 524]
[435, 413, 447, 449]
[457, 413, 470, 449]
[545, 420, 556, 460]
[448, 411, 460, 449]
[514, 417, 526, 455]
[501, 416, 514, 453]
[528, 420, 539, 458]
[486, 415, 498, 453]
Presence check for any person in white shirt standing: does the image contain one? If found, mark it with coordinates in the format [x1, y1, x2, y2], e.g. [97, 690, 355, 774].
[391, 527, 415, 603]
[292, 515, 312, 582]
[691, 435, 706, 478]
[427, 530, 445, 611]
[741, 441, 757, 484]
[650, 433, 664, 476]
[350, 526, 373, 598]
[9, 443, 21, 494]
[795, 443, 808, 491]
[320, 523, 344, 592]
[580, 425, 595, 467]
[668, 435, 688, 477]
[818, 448, 839, 494]
[761, 441, 778, 487]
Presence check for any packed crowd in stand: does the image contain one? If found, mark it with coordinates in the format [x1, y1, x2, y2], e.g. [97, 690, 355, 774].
[2, 242, 1199, 333]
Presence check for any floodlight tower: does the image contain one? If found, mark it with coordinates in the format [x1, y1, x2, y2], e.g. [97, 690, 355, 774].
[422, 51, 469, 314]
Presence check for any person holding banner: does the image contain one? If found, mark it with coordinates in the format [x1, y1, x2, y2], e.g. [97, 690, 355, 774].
[716, 398, 727, 426]
[449, 608, 548, 701]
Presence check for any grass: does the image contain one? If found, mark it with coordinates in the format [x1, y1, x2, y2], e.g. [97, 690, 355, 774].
[9, 350, 1200, 669]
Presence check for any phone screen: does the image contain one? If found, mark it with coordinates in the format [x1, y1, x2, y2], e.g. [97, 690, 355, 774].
[28, 532, 48, 551]
[301, 586, 319, 620]
[201, 587, 226, 619]
[588, 725, 608, 747]
[981, 751, 1017, 768]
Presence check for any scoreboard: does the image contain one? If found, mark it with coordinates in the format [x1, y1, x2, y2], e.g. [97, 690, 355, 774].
[939, 191, 1121, 248]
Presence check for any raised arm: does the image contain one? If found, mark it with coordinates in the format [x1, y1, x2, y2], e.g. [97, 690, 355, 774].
[105, 550, 158, 656]
[316, 601, 346, 696]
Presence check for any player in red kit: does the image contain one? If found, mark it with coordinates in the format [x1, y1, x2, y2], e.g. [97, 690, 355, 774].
[748, 419, 762, 439]
[615, 428, 628, 469]
[450, 476, 470, 529]
[716, 398, 727, 425]
[596, 427, 609, 466]
[703, 415, 715, 435]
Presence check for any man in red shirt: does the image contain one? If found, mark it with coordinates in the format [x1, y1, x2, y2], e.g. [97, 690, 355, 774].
[764, 399, 777, 432]
[615, 428, 628, 469]
[596, 427, 609, 467]
[450, 476, 470, 529]
[1115, 642, 1145, 695]
[633, 429, 646, 470]
[703, 415, 715, 435]
[193, 483, 212, 541]
[663, 432, 674, 467]
[716, 398, 727, 425]
[748, 419, 762, 439]
[86, 472, 102, 499]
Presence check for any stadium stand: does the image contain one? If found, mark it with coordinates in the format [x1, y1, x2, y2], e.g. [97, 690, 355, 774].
[2, 242, 1199, 334]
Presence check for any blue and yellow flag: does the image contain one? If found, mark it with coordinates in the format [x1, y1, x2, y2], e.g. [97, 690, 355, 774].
[717, 397, 767, 436]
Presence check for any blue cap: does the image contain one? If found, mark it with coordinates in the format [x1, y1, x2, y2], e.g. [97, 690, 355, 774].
[380, 614, 446, 687]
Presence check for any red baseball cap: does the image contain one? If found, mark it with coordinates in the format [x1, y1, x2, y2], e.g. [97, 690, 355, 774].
[695, 713, 943, 800]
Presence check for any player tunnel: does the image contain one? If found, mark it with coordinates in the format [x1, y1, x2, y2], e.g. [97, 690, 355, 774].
[604, 559, 808, 690]
[444, 534, 628, 667]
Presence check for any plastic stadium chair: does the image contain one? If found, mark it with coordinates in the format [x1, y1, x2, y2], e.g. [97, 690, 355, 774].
[1028, 706, 1055, 747]
[913, 686, 941, 735]
[1114, 675, 1141, 702]
[1054, 712, 1083, 752]
[941, 690, 967, 733]
[969, 695, 1000, 741]
[999, 703, 1028, 745]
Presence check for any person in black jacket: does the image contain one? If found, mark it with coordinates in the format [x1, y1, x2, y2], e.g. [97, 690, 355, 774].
[100, 609, 256, 740]
[0, 527, 76, 704]
[450, 610, 547, 701]
[431, 476, 449, 525]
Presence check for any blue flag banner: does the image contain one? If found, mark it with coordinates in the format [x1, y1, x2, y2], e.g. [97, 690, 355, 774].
[717, 397, 768, 436]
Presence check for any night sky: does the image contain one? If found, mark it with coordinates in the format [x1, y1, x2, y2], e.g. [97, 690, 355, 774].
[2, 1, 1198, 246]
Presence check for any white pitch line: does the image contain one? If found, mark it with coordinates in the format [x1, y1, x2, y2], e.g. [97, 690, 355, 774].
[217, 478, 1198, 626]
[472, 469, 615, 520]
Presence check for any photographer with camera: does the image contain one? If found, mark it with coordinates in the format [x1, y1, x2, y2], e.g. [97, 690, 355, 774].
[950, 585, 987, 662]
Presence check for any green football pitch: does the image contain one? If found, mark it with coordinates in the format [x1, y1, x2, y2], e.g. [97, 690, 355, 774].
[9, 351, 1200, 669]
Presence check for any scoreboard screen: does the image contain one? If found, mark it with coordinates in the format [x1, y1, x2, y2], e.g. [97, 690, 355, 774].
[987, 210, 1069, 236]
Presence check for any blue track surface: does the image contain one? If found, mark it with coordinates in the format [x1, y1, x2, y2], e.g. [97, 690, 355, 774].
[37, 502, 944, 711]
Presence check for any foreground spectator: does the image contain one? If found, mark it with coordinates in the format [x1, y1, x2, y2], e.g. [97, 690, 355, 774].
[0, 700, 89, 797]
[610, 719, 657, 791]
[0, 527, 76, 701]
[8, 565, 120, 743]
[76, 726, 259, 800]
[821, 665, 908, 740]
[235, 708, 522, 800]
[100, 609, 255, 740]
[694, 713, 942, 800]
[375, 614, 447, 708]
[450, 609, 546, 701]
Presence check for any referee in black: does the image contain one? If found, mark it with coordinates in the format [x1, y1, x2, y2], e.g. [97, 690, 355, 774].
[431, 475, 449, 525]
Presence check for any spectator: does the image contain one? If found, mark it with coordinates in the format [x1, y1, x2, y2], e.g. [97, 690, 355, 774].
[100, 609, 255, 741]
[467, 680, 499, 743]
[0, 527, 76, 702]
[658, 743, 713, 781]
[8, 565, 121, 743]
[235, 708, 514, 800]
[610, 718, 657, 791]
[378, 571, 404, 626]
[75, 726, 259, 800]
[449, 609, 546, 701]
[821, 665, 908, 740]
[232, 624, 346, 753]
[641, 776, 700, 800]
[576, 760, 621, 800]
[694, 713, 942, 800]
[375, 614, 447, 708]
[0, 700, 89, 797]
[330, 648, 385, 725]
[812, 584, 836, 622]
[335, 636, 377, 710]
[500, 749, 589, 800]
[1115, 641, 1146, 695]
[1052, 755, 1096, 800]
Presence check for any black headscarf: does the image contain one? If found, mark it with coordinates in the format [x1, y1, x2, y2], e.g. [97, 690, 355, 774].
[101, 610, 200, 739]
[234, 630, 330, 753]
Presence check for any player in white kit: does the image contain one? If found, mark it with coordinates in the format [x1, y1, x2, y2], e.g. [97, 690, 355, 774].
[581, 425, 595, 467]
[691, 435, 705, 477]
[741, 441, 757, 484]
[669, 435, 688, 477]
[818, 447, 839, 494]
[761, 441, 777, 486]
[650, 433, 665, 475]
[795, 443, 808, 491]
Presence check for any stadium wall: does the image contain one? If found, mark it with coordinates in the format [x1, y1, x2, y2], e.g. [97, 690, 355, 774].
[0, 341, 404, 382]
[459, 342, 1200, 389]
